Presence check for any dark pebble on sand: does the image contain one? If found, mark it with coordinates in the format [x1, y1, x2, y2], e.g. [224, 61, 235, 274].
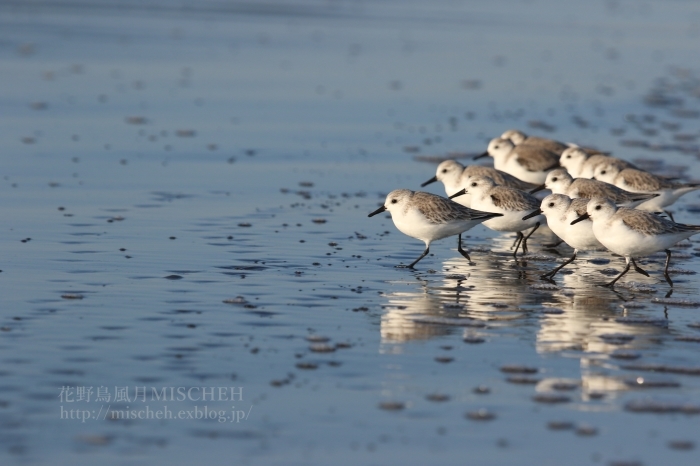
[378, 401, 405, 411]
[668, 440, 695, 450]
[463, 337, 485, 344]
[610, 350, 641, 360]
[500, 365, 538, 374]
[295, 362, 318, 370]
[532, 394, 571, 404]
[466, 409, 496, 421]
[426, 393, 450, 402]
[675, 335, 700, 343]
[600, 333, 635, 345]
[305, 335, 330, 343]
[576, 425, 598, 436]
[175, 129, 196, 137]
[624, 399, 700, 414]
[506, 376, 540, 385]
[547, 421, 574, 431]
[125, 116, 147, 125]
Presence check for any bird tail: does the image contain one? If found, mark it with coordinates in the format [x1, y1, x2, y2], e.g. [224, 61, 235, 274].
[674, 222, 700, 233]
[632, 192, 659, 202]
[470, 210, 504, 220]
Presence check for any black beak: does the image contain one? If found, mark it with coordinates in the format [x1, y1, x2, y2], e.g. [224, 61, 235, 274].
[522, 208, 542, 221]
[421, 175, 438, 187]
[570, 213, 590, 225]
[473, 151, 489, 160]
[449, 188, 467, 199]
[529, 184, 546, 194]
[368, 205, 387, 217]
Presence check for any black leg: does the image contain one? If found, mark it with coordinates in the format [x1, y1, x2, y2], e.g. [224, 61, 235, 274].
[512, 232, 524, 259]
[510, 234, 520, 249]
[457, 234, 472, 262]
[631, 258, 650, 277]
[664, 210, 675, 222]
[604, 259, 632, 288]
[663, 249, 673, 287]
[406, 247, 430, 269]
[541, 251, 577, 280]
[543, 239, 564, 248]
[521, 222, 541, 254]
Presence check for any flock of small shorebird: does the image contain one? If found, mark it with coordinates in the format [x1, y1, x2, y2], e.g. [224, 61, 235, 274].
[368, 129, 700, 289]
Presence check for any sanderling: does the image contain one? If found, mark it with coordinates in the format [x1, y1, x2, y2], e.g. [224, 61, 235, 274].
[421, 160, 537, 206]
[503, 130, 606, 157]
[522, 194, 603, 280]
[571, 197, 700, 287]
[501, 129, 569, 154]
[474, 138, 560, 184]
[532, 168, 658, 208]
[559, 147, 635, 179]
[450, 175, 544, 258]
[368, 189, 502, 268]
[592, 164, 700, 220]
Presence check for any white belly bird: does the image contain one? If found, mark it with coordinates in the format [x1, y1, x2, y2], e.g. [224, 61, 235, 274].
[449, 175, 545, 258]
[368, 189, 502, 268]
[474, 137, 560, 184]
[571, 197, 700, 288]
[522, 194, 603, 280]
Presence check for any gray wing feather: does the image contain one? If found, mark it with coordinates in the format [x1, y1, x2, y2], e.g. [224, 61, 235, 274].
[572, 179, 641, 203]
[522, 137, 568, 154]
[620, 169, 672, 191]
[489, 186, 540, 211]
[513, 146, 560, 172]
[619, 209, 700, 235]
[413, 192, 500, 224]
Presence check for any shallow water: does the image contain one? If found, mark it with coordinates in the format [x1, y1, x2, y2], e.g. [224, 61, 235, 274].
[2, 1, 700, 464]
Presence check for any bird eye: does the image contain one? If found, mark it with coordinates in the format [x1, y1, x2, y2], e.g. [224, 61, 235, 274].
[548, 202, 554, 207]
[595, 205, 601, 210]
[471, 182, 477, 187]
[442, 169, 447, 173]
[565, 155, 571, 159]
[552, 177, 558, 182]
[600, 170, 606, 175]
[494, 145, 499, 149]
[391, 199, 397, 204]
